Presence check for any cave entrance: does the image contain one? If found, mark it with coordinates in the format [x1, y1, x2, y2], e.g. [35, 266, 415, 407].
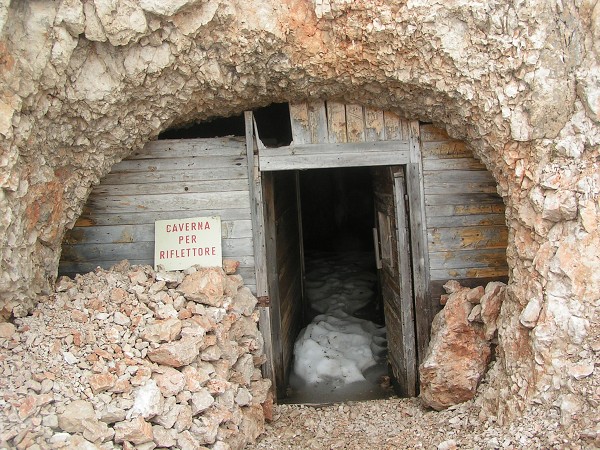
[265, 166, 416, 404]
[252, 102, 421, 401]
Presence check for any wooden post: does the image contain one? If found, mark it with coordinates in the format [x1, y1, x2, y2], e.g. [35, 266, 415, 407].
[406, 120, 431, 366]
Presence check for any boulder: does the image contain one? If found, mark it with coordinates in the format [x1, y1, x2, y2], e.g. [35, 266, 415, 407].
[420, 282, 492, 410]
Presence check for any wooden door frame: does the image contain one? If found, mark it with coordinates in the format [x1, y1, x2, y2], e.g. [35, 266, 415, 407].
[245, 108, 431, 400]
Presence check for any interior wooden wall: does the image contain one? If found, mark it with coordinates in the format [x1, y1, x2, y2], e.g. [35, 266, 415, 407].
[60, 137, 258, 292]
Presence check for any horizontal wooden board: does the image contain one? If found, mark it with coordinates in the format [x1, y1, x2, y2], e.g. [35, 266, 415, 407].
[426, 213, 506, 228]
[62, 238, 255, 262]
[423, 157, 487, 171]
[426, 203, 506, 217]
[130, 137, 246, 159]
[420, 140, 471, 158]
[423, 170, 496, 183]
[419, 124, 451, 142]
[260, 140, 409, 157]
[93, 179, 249, 197]
[110, 154, 247, 173]
[101, 167, 249, 185]
[429, 248, 508, 270]
[260, 150, 409, 171]
[430, 267, 509, 281]
[87, 191, 250, 213]
[65, 220, 253, 245]
[424, 181, 499, 195]
[427, 226, 508, 251]
[76, 208, 252, 227]
[425, 193, 502, 206]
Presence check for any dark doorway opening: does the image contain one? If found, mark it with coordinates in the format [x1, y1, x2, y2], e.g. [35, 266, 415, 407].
[282, 167, 392, 404]
[158, 103, 292, 145]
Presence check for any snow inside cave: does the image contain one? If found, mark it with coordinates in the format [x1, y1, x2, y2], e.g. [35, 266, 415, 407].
[287, 251, 391, 404]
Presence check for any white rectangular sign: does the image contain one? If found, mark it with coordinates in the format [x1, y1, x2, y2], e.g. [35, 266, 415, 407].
[154, 216, 222, 271]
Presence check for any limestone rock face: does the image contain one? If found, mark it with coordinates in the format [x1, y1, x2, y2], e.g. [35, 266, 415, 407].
[0, 0, 598, 436]
[420, 283, 494, 411]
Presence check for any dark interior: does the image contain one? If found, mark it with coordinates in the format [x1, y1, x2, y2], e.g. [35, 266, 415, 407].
[300, 167, 376, 254]
[158, 102, 292, 146]
[298, 167, 385, 328]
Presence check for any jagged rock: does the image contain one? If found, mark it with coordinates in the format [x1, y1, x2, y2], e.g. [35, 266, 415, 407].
[178, 268, 227, 307]
[479, 282, 506, 340]
[114, 416, 154, 445]
[147, 336, 202, 367]
[153, 367, 186, 396]
[231, 287, 258, 317]
[127, 379, 164, 420]
[0, 322, 16, 338]
[190, 389, 215, 415]
[420, 282, 492, 411]
[141, 318, 183, 343]
[58, 400, 97, 433]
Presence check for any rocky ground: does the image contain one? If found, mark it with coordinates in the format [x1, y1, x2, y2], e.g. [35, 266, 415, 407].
[254, 389, 595, 450]
[0, 263, 597, 449]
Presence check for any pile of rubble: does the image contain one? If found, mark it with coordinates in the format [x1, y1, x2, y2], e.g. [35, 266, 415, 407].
[419, 280, 506, 411]
[0, 261, 271, 449]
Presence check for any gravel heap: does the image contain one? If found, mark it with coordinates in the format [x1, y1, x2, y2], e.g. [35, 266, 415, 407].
[0, 261, 271, 450]
[255, 379, 596, 450]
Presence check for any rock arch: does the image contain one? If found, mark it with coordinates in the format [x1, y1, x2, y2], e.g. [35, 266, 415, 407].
[1, 0, 598, 428]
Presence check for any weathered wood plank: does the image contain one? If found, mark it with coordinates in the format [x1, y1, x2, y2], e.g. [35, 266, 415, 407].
[394, 171, 417, 396]
[259, 150, 410, 171]
[110, 154, 247, 173]
[259, 140, 410, 157]
[258, 307, 276, 393]
[93, 179, 250, 197]
[62, 238, 255, 262]
[326, 101, 347, 143]
[429, 248, 508, 270]
[420, 124, 450, 142]
[129, 137, 246, 159]
[426, 213, 506, 228]
[101, 167, 249, 185]
[429, 267, 509, 281]
[262, 171, 284, 398]
[427, 226, 508, 251]
[423, 157, 487, 171]
[345, 104, 365, 143]
[421, 140, 471, 158]
[76, 208, 251, 227]
[407, 120, 431, 365]
[246, 112, 268, 300]
[423, 170, 496, 183]
[289, 103, 311, 145]
[87, 191, 251, 213]
[65, 220, 253, 245]
[383, 111, 403, 140]
[424, 181, 499, 195]
[426, 203, 505, 217]
[425, 193, 503, 206]
[307, 101, 328, 144]
[364, 107, 385, 141]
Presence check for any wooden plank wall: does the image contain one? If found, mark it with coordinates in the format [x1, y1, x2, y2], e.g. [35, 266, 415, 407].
[420, 124, 508, 312]
[60, 137, 257, 292]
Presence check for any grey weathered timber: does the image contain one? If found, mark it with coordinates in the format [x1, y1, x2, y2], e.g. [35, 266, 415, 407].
[346, 104, 366, 142]
[259, 140, 410, 172]
[127, 137, 247, 159]
[60, 136, 257, 290]
[326, 101, 347, 143]
[394, 170, 417, 396]
[245, 111, 275, 391]
[406, 120, 431, 365]
[307, 101, 328, 143]
[420, 123, 508, 356]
